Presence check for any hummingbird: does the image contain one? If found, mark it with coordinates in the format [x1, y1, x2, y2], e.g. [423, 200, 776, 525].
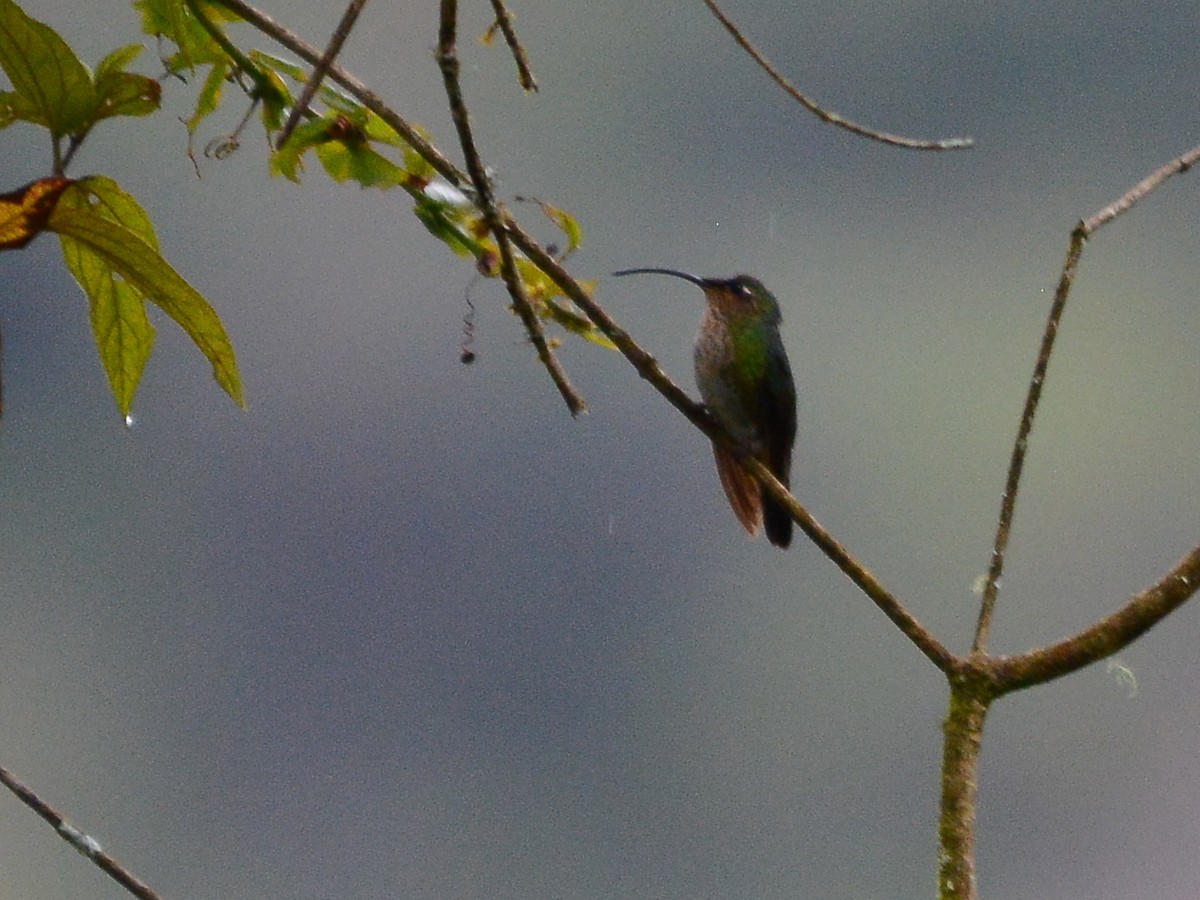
[612, 268, 797, 548]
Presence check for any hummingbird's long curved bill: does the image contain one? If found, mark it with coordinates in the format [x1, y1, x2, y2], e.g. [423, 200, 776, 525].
[612, 267, 707, 287]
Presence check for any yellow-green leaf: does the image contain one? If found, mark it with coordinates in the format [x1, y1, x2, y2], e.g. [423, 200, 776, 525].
[95, 70, 161, 121]
[184, 59, 228, 138]
[528, 197, 582, 256]
[95, 43, 144, 78]
[48, 181, 244, 409]
[0, 0, 96, 135]
[93, 45, 161, 123]
[315, 138, 407, 188]
[60, 227, 157, 415]
[136, 0, 238, 71]
[68, 175, 159, 250]
[413, 196, 486, 259]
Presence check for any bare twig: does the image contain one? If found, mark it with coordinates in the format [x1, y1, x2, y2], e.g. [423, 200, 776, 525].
[971, 224, 1086, 654]
[973, 142, 1200, 654]
[436, 0, 584, 415]
[487, 0, 538, 91]
[701, 0, 972, 151]
[276, 0, 371, 149]
[0, 765, 164, 900]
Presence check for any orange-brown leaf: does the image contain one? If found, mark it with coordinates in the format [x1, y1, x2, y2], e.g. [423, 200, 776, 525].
[0, 176, 73, 250]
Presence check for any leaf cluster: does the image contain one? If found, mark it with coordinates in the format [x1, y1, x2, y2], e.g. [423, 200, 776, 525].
[136, 0, 609, 350]
[0, 0, 242, 414]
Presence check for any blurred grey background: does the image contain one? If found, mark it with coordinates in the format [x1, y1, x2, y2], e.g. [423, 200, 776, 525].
[2, 1, 1199, 898]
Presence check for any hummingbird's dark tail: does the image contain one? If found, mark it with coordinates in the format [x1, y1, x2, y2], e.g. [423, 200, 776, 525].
[712, 445, 792, 549]
[762, 496, 793, 549]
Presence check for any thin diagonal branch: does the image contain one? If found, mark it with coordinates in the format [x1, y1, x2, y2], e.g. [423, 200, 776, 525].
[436, 0, 584, 415]
[1081, 145, 1200, 231]
[276, 0, 370, 149]
[0, 765, 163, 900]
[701, 0, 972, 151]
[487, 0, 538, 91]
[973, 141, 1200, 654]
[503, 226, 952, 670]
[748, 458, 958, 672]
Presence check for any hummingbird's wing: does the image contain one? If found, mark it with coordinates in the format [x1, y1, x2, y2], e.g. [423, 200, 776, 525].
[758, 340, 798, 548]
[711, 444, 762, 537]
[761, 345, 798, 485]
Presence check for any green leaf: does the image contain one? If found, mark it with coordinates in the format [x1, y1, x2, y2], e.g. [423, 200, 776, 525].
[65, 176, 160, 249]
[0, 0, 96, 135]
[315, 138, 407, 189]
[183, 59, 229, 138]
[95, 44, 144, 79]
[511, 256, 613, 349]
[544, 204, 583, 255]
[251, 50, 306, 83]
[255, 65, 289, 131]
[318, 90, 399, 146]
[90, 44, 161, 122]
[268, 117, 324, 182]
[135, 0, 239, 71]
[94, 70, 161, 122]
[413, 196, 486, 259]
[48, 178, 244, 410]
[516, 196, 583, 258]
[0, 87, 38, 130]
[543, 298, 616, 350]
[59, 226, 157, 414]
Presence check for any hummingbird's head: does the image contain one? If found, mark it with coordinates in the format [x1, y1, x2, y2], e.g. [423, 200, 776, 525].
[699, 275, 782, 325]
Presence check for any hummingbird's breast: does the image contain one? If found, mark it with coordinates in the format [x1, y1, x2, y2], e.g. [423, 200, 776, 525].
[693, 309, 768, 451]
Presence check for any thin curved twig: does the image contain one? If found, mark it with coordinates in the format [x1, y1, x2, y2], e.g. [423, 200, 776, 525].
[0, 765, 163, 900]
[436, 0, 584, 415]
[973, 141, 1200, 654]
[701, 0, 972, 151]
